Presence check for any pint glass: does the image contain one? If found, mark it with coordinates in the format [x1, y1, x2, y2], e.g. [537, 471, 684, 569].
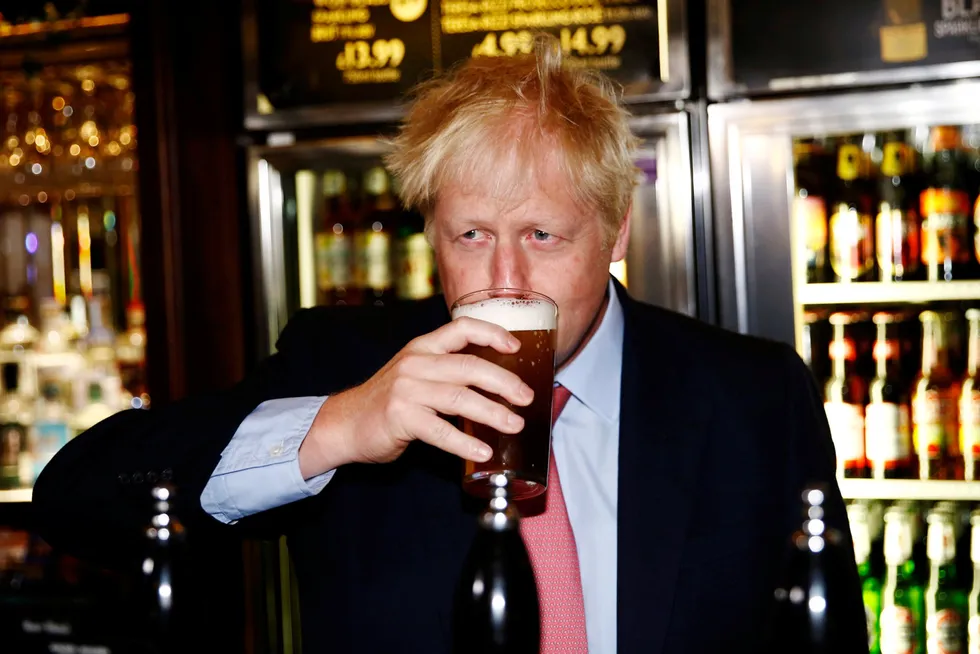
[451, 289, 558, 499]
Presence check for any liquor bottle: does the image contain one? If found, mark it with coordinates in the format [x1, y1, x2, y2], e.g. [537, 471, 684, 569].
[356, 167, 395, 307]
[830, 141, 877, 283]
[70, 381, 114, 435]
[138, 484, 187, 652]
[850, 502, 883, 654]
[766, 487, 858, 652]
[967, 510, 980, 654]
[31, 382, 70, 483]
[453, 476, 539, 653]
[913, 311, 961, 480]
[920, 126, 973, 282]
[961, 309, 980, 481]
[796, 138, 830, 284]
[867, 312, 914, 479]
[878, 134, 922, 281]
[880, 507, 926, 654]
[925, 508, 968, 654]
[116, 301, 148, 407]
[0, 363, 32, 489]
[315, 170, 357, 306]
[394, 206, 435, 302]
[825, 312, 869, 478]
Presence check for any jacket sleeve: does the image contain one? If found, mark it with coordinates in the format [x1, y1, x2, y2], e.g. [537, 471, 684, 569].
[31, 308, 336, 569]
[777, 344, 870, 653]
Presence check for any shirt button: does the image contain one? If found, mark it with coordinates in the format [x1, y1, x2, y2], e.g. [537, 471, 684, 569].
[146, 472, 159, 484]
[132, 472, 144, 484]
[161, 468, 173, 481]
[117, 473, 130, 485]
[270, 444, 283, 457]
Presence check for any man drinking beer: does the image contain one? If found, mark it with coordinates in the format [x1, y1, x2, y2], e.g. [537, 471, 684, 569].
[33, 35, 868, 653]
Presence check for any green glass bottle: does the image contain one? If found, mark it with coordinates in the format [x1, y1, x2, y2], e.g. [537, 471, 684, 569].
[851, 502, 884, 653]
[926, 507, 968, 654]
[967, 510, 980, 654]
[881, 506, 926, 654]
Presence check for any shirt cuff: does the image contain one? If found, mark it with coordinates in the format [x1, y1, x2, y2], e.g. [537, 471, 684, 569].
[201, 396, 335, 524]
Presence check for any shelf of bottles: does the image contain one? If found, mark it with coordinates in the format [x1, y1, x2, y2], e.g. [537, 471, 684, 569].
[291, 163, 630, 315]
[0, 60, 146, 502]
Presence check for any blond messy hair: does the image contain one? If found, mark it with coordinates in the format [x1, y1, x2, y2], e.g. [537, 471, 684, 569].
[384, 33, 638, 248]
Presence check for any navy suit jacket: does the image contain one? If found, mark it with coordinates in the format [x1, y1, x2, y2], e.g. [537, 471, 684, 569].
[33, 282, 868, 653]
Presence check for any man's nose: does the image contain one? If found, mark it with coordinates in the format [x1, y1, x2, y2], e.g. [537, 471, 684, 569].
[490, 240, 531, 290]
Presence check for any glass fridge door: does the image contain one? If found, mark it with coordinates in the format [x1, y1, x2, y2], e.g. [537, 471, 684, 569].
[248, 114, 702, 357]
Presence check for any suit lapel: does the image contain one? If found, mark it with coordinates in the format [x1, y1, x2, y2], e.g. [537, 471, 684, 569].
[615, 283, 713, 653]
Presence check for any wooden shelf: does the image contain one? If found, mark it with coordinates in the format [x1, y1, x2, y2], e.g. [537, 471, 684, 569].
[0, 488, 32, 503]
[839, 479, 980, 502]
[799, 281, 980, 306]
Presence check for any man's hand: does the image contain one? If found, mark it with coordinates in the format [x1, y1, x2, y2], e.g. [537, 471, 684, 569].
[298, 317, 533, 479]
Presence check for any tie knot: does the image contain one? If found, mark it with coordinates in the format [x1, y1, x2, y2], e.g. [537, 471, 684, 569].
[552, 384, 573, 426]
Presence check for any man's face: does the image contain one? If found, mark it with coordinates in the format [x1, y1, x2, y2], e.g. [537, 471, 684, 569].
[430, 153, 630, 365]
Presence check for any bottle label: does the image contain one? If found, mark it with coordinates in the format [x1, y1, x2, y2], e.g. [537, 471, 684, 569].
[796, 194, 828, 271]
[866, 403, 911, 465]
[314, 233, 334, 291]
[927, 608, 963, 653]
[968, 615, 979, 654]
[913, 390, 952, 458]
[362, 231, 391, 291]
[824, 401, 866, 464]
[830, 207, 875, 280]
[959, 389, 980, 459]
[0, 423, 25, 470]
[921, 188, 970, 265]
[396, 233, 434, 300]
[877, 207, 921, 278]
[32, 421, 70, 479]
[881, 605, 916, 654]
[324, 232, 352, 288]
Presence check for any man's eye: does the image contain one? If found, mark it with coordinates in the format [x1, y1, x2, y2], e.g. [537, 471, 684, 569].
[462, 230, 479, 240]
[533, 230, 552, 241]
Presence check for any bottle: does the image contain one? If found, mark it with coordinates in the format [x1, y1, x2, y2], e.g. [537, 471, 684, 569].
[878, 134, 922, 281]
[766, 487, 858, 652]
[960, 309, 980, 482]
[967, 510, 980, 654]
[850, 502, 884, 654]
[30, 382, 71, 483]
[116, 301, 148, 407]
[867, 312, 914, 479]
[913, 311, 961, 480]
[830, 141, 877, 282]
[70, 381, 114, 435]
[395, 206, 436, 302]
[796, 138, 831, 284]
[315, 170, 357, 306]
[926, 508, 968, 654]
[920, 126, 973, 281]
[138, 484, 187, 652]
[880, 506, 926, 654]
[356, 167, 395, 307]
[825, 312, 869, 478]
[453, 475, 540, 653]
[0, 363, 32, 489]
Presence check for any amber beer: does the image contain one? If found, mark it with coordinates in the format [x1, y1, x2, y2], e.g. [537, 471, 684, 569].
[451, 289, 558, 500]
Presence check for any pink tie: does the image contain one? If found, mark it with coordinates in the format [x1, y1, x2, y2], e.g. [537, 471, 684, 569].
[520, 384, 589, 652]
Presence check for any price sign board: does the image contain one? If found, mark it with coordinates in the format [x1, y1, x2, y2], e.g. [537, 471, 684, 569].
[253, 0, 437, 111]
[720, 0, 980, 95]
[246, 0, 683, 125]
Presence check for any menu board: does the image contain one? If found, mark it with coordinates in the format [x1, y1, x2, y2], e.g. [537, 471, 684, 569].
[728, 0, 980, 92]
[251, 0, 666, 115]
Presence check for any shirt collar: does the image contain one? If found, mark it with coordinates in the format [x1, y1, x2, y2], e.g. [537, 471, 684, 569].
[555, 278, 624, 424]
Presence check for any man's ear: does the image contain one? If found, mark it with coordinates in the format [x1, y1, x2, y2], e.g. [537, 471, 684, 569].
[610, 203, 632, 262]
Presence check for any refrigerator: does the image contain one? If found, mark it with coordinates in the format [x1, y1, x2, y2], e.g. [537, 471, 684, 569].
[707, 0, 980, 651]
[239, 0, 714, 650]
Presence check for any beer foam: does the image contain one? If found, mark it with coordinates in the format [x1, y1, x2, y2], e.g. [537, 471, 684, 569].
[452, 297, 556, 331]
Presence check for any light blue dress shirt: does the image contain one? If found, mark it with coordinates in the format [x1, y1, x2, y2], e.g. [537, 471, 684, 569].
[201, 280, 624, 653]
